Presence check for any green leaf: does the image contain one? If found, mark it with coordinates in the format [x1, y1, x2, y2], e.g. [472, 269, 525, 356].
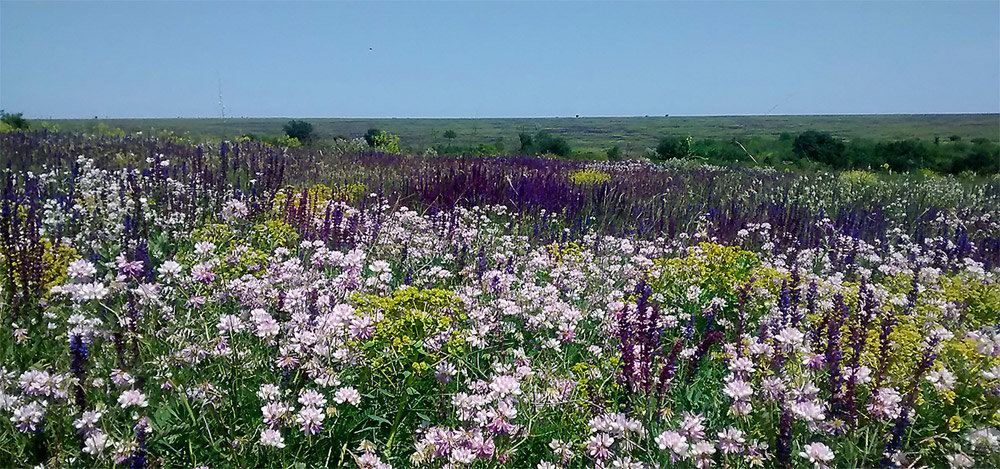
[369, 414, 391, 426]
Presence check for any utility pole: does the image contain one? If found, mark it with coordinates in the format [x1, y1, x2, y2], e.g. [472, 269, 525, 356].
[217, 74, 227, 121]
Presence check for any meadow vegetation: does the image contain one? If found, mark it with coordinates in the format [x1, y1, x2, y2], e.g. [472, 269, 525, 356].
[0, 125, 998, 468]
[38, 114, 1000, 174]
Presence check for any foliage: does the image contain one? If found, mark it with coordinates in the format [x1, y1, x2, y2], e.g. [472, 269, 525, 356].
[32, 115, 1000, 173]
[326, 137, 369, 156]
[371, 131, 402, 154]
[3, 132, 1000, 467]
[242, 132, 302, 148]
[655, 135, 694, 160]
[793, 130, 846, 167]
[518, 132, 533, 153]
[523, 131, 571, 157]
[1, 110, 30, 131]
[605, 145, 622, 162]
[364, 128, 382, 147]
[282, 120, 315, 144]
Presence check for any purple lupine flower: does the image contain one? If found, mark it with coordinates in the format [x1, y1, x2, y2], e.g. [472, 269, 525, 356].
[789, 267, 802, 311]
[134, 242, 153, 282]
[844, 280, 876, 426]
[882, 337, 941, 467]
[130, 419, 148, 469]
[805, 280, 819, 344]
[778, 279, 792, 326]
[776, 404, 793, 469]
[127, 292, 141, 368]
[686, 330, 724, 383]
[656, 338, 684, 403]
[826, 294, 848, 416]
[873, 309, 898, 390]
[903, 267, 920, 316]
[70, 334, 89, 409]
[476, 246, 488, 279]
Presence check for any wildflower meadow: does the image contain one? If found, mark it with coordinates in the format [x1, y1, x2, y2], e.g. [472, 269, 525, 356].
[2, 131, 999, 469]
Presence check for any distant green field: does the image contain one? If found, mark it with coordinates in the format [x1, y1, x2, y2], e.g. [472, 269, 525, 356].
[48, 114, 1000, 156]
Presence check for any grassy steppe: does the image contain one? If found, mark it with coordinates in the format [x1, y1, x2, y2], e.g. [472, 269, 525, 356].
[47, 114, 1000, 155]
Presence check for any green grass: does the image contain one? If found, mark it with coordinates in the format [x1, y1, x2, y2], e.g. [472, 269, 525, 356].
[45, 114, 1000, 156]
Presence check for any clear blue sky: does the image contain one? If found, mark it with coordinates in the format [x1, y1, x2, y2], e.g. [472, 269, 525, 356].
[2, 1, 998, 119]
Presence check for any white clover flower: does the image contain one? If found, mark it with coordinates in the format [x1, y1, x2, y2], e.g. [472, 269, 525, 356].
[688, 440, 716, 464]
[799, 442, 835, 468]
[982, 364, 1000, 380]
[868, 388, 902, 420]
[333, 386, 361, 406]
[221, 199, 248, 222]
[67, 259, 97, 279]
[369, 260, 391, 273]
[83, 430, 111, 455]
[549, 438, 574, 461]
[73, 409, 103, 432]
[194, 241, 216, 256]
[298, 389, 327, 408]
[775, 327, 805, 348]
[11, 401, 45, 432]
[717, 427, 745, 454]
[258, 384, 281, 401]
[679, 412, 706, 440]
[926, 367, 956, 391]
[217, 314, 244, 334]
[489, 375, 521, 397]
[845, 365, 872, 384]
[158, 260, 182, 279]
[261, 402, 291, 427]
[946, 453, 975, 469]
[75, 282, 110, 301]
[259, 429, 286, 449]
[585, 433, 614, 459]
[296, 406, 325, 435]
[655, 430, 688, 456]
[117, 390, 149, 409]
[791, 401, 826, 422]
[723, 379, 753, 400]
[966, 427, 1000, 450]
[686, 285, 702, 303]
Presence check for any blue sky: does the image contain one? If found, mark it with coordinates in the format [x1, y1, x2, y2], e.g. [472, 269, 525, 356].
[1, 1, 998, 118]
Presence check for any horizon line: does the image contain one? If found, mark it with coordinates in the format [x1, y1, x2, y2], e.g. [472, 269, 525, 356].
[36, 112, 1000, 121]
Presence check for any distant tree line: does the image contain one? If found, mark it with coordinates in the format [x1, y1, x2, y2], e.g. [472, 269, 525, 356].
[648, 130, 998, 174]
[2, 112, 996, 174]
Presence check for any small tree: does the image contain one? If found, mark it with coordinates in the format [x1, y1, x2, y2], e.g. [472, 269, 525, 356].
[792, 130, 845, 167]
[364, 128, 382, 147]
[606, 145, 622, 162]
[371, 131, 401, 154]
[518, 132, 534, 153]
[1, 110, 29, 131]
[534, 131, 571, 157]
[443, 130, 457, 141]
[655, 136, 693, 160]
[283, 120, 314, 144]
